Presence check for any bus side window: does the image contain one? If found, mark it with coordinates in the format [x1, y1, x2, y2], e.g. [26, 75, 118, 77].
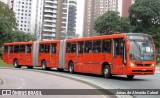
[9, 45, 13, 53]
[93, 40, 101, 53]
[78, 42, 83, 54]
[71, 43, 76, 53]
[114, 38, 124, 56]
[85, 41, 92, 53]
[14, 45, 19, 53]
[45, 44, 50, 53]
[39, 44, 45, 53]
[4, 46, 8, 53]
[66, 43, 71, 53]
[102, 39, 111, 53]
[20, 45, 25, 53]
[27, 44, 32, 53]
[51, 43, 56, 53]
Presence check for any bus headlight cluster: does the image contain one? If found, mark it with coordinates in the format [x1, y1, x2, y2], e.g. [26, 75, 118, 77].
[130, 63, 135, 67]
[151, 64, 155, 67]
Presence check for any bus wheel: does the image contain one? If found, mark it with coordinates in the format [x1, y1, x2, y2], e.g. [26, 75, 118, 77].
[103, 65, 111, 78]
[68, 63, 74, 74]
[13, 60, 21, 68]
[42, 61, 47, 70]
[127, 75, 134, 79]
[27, 66, 33, 69]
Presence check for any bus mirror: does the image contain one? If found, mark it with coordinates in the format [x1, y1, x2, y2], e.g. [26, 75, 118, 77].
[126, 41, 130, 51]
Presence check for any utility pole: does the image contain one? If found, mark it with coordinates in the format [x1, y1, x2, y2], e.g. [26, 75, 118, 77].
[41, 0, 45, 41]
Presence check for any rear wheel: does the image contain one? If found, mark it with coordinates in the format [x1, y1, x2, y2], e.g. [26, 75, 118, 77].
[127, 75, 134, 79]
[68, 63, 74, 74]
[27, 66, 33, 69]
[41, 61, 47, 70]
[13, 60, 21, 68]
[103, 65, 111, 78]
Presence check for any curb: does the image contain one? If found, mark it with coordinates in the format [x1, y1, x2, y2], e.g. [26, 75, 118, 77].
[14, 68, 134, 98]
[0, 79, 4, 87]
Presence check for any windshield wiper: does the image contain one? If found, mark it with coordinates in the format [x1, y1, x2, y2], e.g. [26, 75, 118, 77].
[130, 52, 143, 60]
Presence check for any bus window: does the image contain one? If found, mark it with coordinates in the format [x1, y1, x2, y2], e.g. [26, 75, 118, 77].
[14, 45, 19, 53]
[66, 43, 71, 53]
[4, 46, 8, 53]
[78, 42, 83, 54]
[9, 45, 13, 53]
[85, 41, 92, 53]
[20, 45, 25, 53]
[39, 44, 45, 53]
[102, 39, 111, 53]
[51, 43, 57, 53]
[71, 43, 76, 53]
[27, 44, 32, 53]
[45, 44, 50, 53]
[115, 38, 124, 56]
[93, 40, 101, 53]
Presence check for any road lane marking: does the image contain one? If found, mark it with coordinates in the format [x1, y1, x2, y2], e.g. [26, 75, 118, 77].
[17, 86, 22, 89]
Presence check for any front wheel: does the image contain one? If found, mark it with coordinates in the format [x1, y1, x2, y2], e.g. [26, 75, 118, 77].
[103, 65, 111, 78]
[13, 60, 21, 68]
[127, 75, 134, 79]
[68, 63, 74, 74]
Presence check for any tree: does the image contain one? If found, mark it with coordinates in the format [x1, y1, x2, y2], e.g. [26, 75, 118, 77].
[0, 2, 17, 47]
[94, 11, 131, 35]
[129, 0, 160, 29]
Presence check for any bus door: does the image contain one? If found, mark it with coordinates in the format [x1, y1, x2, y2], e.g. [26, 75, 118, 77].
[76, 42, 84, 72]
[83, 41, 93, 73]
[8, 45, 14, 64]
[92, 40, 102, 74]
[113, 38, 124, 74]
[25, 44, 32, 66]
[3, 46, 8, 63]
[50, 43, 58, 68]
[19, 45, 25, 65]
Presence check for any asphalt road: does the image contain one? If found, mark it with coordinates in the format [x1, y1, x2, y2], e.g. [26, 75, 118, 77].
[1, 67, 160, 98]
[0, 68, 111, 98]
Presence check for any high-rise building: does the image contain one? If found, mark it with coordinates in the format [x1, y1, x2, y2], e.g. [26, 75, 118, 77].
[67, 0, 77, 38]
[36, 0, 69, 40]
[83, 0, 119, 37]
[119, 0, 132, 17]
[7, 0, 36, 34]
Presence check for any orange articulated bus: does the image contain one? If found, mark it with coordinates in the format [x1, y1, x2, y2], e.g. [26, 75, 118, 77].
[3, 33, 156, 79]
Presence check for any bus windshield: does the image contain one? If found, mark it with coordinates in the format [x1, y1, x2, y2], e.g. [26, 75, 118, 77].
[127, 35, 154, 61]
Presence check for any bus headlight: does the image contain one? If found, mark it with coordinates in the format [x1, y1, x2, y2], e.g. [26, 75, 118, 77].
[130, 63, 135, 67]
[151, 64, 155, 67]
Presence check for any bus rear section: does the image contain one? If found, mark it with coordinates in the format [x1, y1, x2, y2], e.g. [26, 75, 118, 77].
[3, 42, 33, 68]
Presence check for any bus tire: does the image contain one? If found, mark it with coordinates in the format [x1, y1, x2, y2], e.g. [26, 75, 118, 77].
[103, 65, 111, 78]
[68, 63, 74, 74]
[13, 60, 21, 68]
[127, 75, 134, 79]
[27, 66, 33, 69]
[42, 61, 47, 70]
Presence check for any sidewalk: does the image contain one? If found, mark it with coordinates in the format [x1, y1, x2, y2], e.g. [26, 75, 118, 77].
[155, 67, 160, 74]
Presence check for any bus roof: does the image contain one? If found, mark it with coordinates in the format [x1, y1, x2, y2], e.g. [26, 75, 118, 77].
[4, 41, 33, 46]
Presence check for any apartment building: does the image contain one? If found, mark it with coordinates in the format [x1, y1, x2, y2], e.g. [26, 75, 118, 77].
[36, 0, 69, 40]
[67, 0, 77, 38]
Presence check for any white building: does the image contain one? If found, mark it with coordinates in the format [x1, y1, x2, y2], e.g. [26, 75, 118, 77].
[7, 0, 37, 34]
[36, 0, 69, 40]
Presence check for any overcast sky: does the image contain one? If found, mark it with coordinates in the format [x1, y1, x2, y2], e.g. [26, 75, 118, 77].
[76, 0, 84, 37]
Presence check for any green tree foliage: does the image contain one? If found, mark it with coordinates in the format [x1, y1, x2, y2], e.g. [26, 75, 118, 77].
[129, 0, 160, 58]
[94, 11, 131, 35]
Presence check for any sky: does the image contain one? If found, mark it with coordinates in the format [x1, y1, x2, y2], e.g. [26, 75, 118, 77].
[76, 0, 84, 37]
